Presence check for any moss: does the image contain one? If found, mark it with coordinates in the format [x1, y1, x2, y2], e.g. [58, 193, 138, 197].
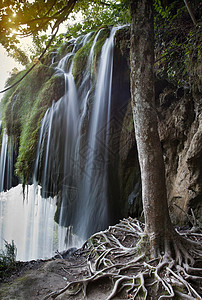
[72, 37, 93, 84]
[1, 61, 65, 182]
[3, 64, 54, 135]
[56, 35, 84, 61]
[0, 272, 42, 300]
[15, 74, 65, 181]
[57, 41, 73, 59]
[114, 26, 130, 56]
[1, 70, 27, 137]
[40, 50, 57, 66]
[93, 27, 110, 74]
[72, 27, 110, 86]
[0, 285, 9, 299]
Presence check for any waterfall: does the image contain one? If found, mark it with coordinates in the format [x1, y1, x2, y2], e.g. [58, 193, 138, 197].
[33, 35, 84, 252]
[0, 26, 126, 260]
[34, 26, 122, 243]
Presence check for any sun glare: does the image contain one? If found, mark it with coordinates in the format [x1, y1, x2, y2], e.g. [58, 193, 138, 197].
[11, 29, 18, 34]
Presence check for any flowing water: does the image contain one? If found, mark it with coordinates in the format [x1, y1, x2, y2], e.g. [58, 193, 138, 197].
[0, 185, 82, 261]
[74, 27, 119, 238]
[0, 26, 123, 260]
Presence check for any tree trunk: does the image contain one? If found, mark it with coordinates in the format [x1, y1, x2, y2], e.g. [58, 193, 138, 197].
[129, 0, 173, 257]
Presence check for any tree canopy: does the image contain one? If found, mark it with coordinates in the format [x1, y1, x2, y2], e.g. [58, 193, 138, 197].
[0, 0, 200, 96]
[0, 0, 200, 80]
[0, 0, 130, 64]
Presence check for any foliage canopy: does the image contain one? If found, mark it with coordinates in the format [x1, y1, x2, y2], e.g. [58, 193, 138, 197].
[0, 0, 130, 64]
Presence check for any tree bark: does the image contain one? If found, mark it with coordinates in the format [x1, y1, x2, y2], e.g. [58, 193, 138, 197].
[129, 0, 173, 257]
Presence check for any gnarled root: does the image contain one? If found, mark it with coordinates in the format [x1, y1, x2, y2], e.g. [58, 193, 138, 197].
[43, 217, 202, 299]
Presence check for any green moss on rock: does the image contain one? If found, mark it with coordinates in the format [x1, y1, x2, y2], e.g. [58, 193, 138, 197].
[93, 27, 110, 73]
[1, 62, 65, 182]
[72, 38, 93, 84]
[72, 27, 110, 86]
[16, 74, 65, 181]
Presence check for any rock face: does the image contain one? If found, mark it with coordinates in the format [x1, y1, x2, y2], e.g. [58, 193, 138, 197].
[119, 78, 202, 224]
[157, 86, 202, 224]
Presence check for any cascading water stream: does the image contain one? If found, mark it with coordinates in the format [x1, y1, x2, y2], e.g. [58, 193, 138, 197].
[34, 36, 82, 196]
[74, 27, 119, 238]
[0, 185, 72, 261]
[73, 29, 105, 182]
[32, 36, 86, 253]
[0, 37, 85, 261]
[34, 30, 106, 237]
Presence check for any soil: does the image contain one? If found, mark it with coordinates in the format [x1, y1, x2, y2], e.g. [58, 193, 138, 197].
[0, 247, 123, 300]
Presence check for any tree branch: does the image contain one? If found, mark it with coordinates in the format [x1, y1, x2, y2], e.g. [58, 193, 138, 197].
[52, 0, 78, 32]
[44, 0, 58, 17]
[0, 27, 59, 94]
[0, 0, 78, 94]
[100, 1, 110, 6]
[10, 0, 78, 38]
[183, 0, 197, 26]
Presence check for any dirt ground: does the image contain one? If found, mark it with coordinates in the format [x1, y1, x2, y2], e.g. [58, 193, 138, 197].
[0, 220, 201, 300]
[0, 248, 125, 300]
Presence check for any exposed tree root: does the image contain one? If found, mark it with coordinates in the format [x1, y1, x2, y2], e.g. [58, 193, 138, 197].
[43, 217, 202, 299]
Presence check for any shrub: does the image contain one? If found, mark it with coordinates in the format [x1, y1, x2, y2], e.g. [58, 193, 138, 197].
[0, 240, 17, 280]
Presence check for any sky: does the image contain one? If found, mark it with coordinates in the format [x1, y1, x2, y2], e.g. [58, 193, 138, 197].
[0, 45, 23, 101]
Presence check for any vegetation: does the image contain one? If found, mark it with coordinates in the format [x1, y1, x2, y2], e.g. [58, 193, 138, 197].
[0, 0, 129, 65]
[0, 240, 17, 280]
[15, 73, 65, 181]
[72, 26, 110, 84]
[1, 62, 65, 182]
[154, 0, 201, 93]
